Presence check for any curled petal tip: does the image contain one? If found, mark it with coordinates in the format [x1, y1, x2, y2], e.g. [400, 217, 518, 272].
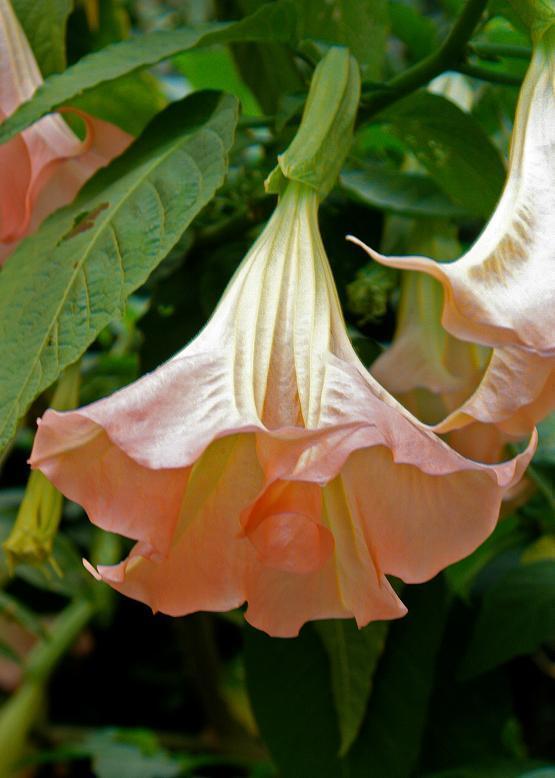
[346, 234, 384, 262]
[347, 235, 446, 280]
[82, 558, 102, 581]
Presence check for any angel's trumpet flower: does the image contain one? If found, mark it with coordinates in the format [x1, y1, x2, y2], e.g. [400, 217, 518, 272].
[29, 178, 534, 636]
[0, 0, 132, 263]
[370, 271, 510, 462]
[350, 28, 555, 438]
[29, 48, 534, 637]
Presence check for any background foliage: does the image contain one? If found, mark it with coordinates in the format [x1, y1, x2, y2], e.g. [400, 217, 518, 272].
[0, 0, 553, 776]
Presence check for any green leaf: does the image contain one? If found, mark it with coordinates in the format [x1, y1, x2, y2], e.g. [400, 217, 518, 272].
[296, 0, 390, 78]
[444, 515, 529, 600]
[506, 0, 555, 39]
[174, 45, 261, 116]
[390, 1, 439, 60]
[12, 0, 72, 76]
[231, 39, 303, 117]
[0, 2, 296, 145]
[341, 166, 468, 218]
[460, 560, 555, 677]
[0, 92, 237, 453]
[348, 577, 449, 778]
[226, 0, 303, 116]
[71, 71, 167, 137]
[315, 620, 388, 756]
[419, 600, 521, 772]
[378, 92, 506, 218]
[245, 624, 344, 778]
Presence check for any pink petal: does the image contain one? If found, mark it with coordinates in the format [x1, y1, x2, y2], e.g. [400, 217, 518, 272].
[33, 413, 188, 559]
[446, 423, 512, 465]
[30, 179, 537, 636]
[242, 481, 334, 575]
[0, 1, 129, 259]
[92, 435, 264, 617]
[0, 129, 31, 244]
[435, 348, 555, 437]
[21, 111, 133, 241]
[347, 43, 555, 357]
[340, 444, 530, 584]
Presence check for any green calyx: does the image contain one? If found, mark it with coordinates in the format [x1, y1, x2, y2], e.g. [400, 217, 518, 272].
[2, 362, 81, 570]
[507, 0, 555, 41]
[266, 46, 360, 199]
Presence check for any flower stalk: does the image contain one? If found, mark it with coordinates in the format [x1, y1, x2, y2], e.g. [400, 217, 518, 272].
[0, 598, 94, 778]
[361, 0, 489, 118]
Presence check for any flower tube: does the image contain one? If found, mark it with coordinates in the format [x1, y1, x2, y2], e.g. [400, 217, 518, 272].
[30, 179, 534, 636]
[350, 28, 555, 436]
[370, 270, 512, 462]
[0, 0, 132, 263]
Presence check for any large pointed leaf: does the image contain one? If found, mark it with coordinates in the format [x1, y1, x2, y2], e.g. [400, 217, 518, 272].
[12, 0, 73, 76]
[0, 92, 238, 453]
[348, 577, 449, 778]
[296, 0, 389, 78]
[341, 166, 467, 218]
[460, 560, 555, 677]
[315, 620, 388, 756]
[0, 2, 296, 145]
[244, 624, 344, 778]
[378, 91, 506, 218]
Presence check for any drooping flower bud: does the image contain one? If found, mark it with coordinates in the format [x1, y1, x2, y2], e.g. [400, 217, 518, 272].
[3, 362, 80, 570]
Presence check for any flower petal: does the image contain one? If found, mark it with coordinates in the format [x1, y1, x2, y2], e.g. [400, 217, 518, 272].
[339, 443, 532, 584]
[0, 131, 31, 245]
[30, 175, 537, 636]
[90, 434, 264, 616]
[32, 413, 188, 558]
[21, 112, 133, 240]
[348, 42, 555, 356]
[434, 347, 555, 437]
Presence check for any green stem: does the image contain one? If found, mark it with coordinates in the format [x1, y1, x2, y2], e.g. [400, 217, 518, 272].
[0, 682, 44, 778]
[468, 42, 532, 60]
[24, 599, 94, 682]
[0, 598, 94, 777]
[361, 0, 489, 118]
[457, 63, 523, 85]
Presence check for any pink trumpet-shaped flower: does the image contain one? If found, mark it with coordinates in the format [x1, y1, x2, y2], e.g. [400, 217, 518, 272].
[350, 31, 555, 437]
[31, 181, 534, 637]
[372, 271, 490, 425]
[0, 0, 132, 263]
[370, 271, 511, 463]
